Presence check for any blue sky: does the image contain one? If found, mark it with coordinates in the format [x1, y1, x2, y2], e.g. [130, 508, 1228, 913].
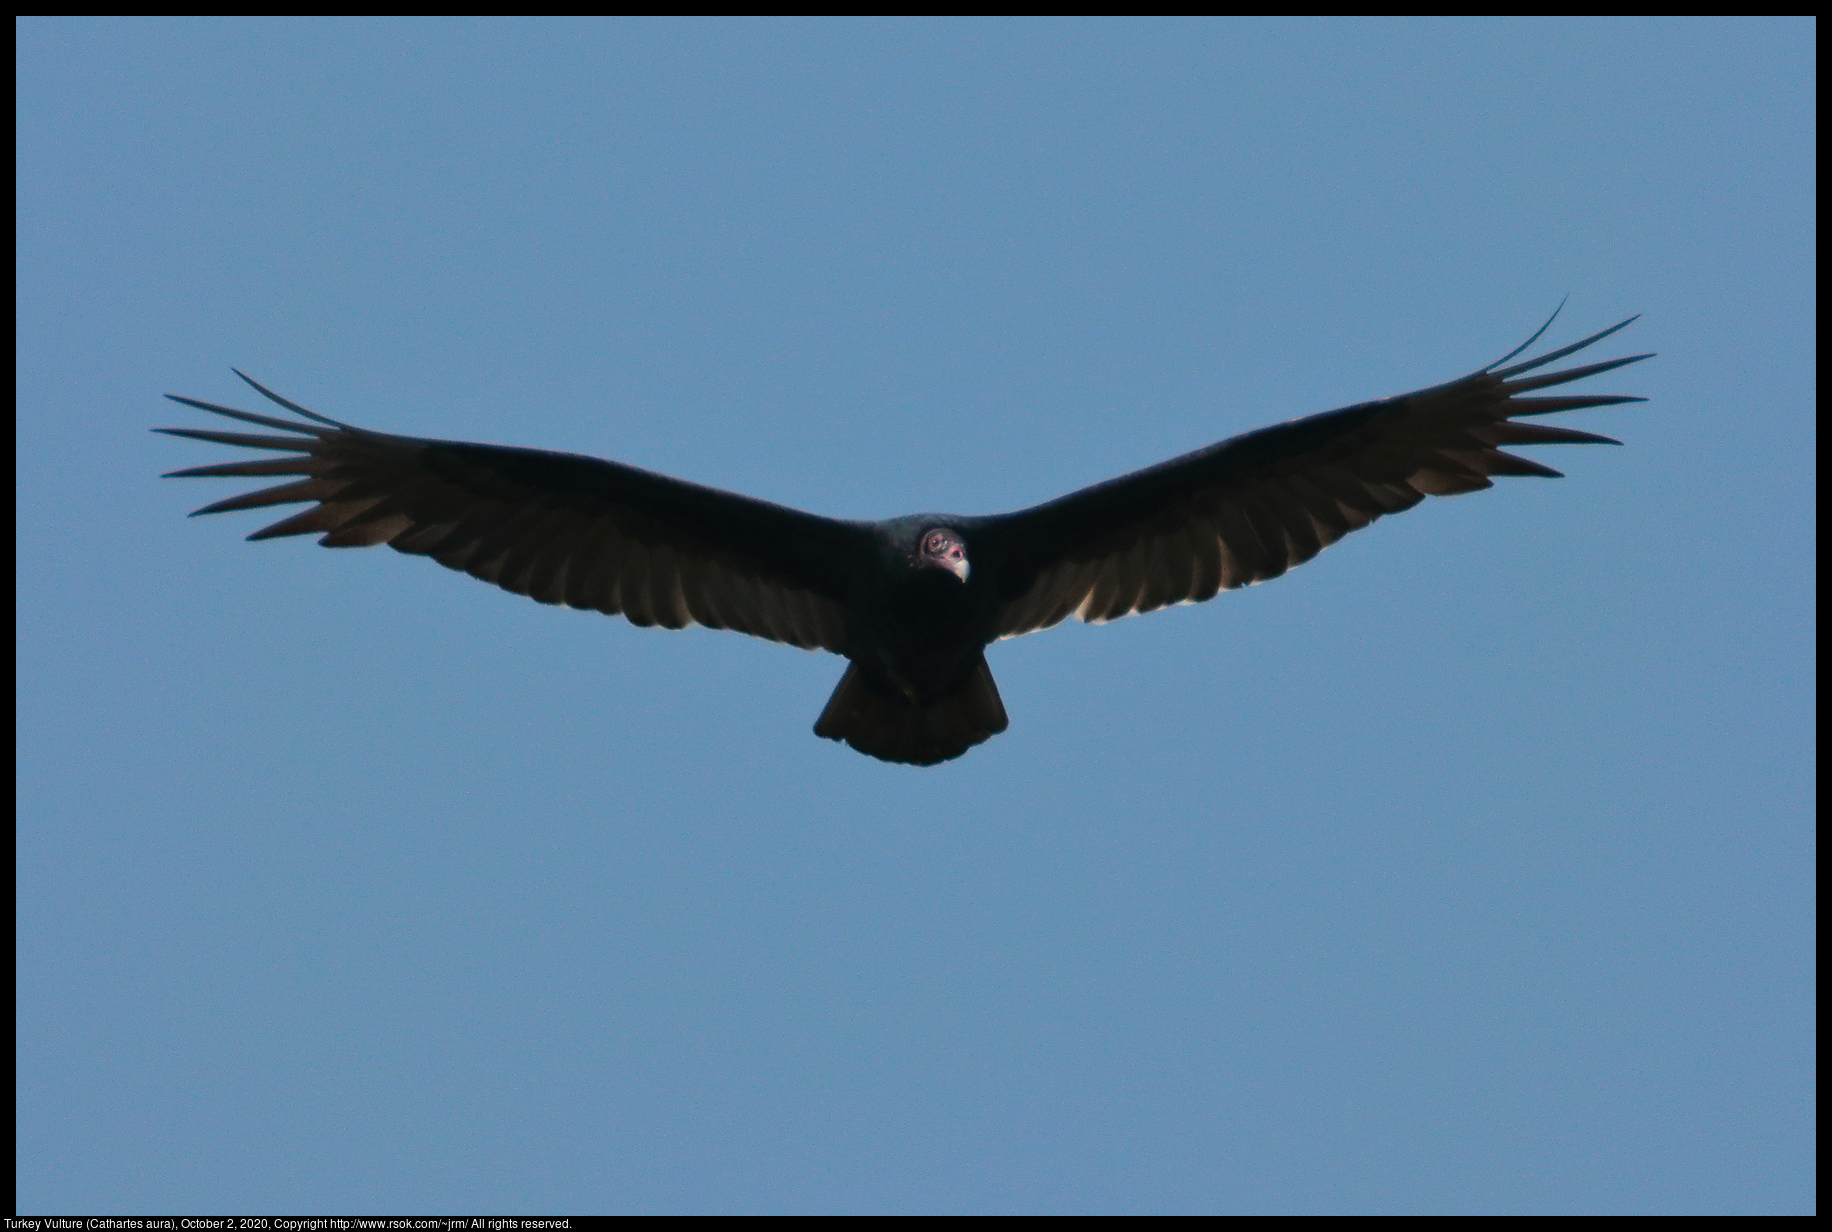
[17, 18, 1813, 1215]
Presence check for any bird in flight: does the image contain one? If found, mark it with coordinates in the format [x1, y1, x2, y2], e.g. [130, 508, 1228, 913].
[161, 313, 1649, 767]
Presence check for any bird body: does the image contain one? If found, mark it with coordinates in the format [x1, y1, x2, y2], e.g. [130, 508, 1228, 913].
[161, 313, 1649, 765]
[816, 518, 1008, 764]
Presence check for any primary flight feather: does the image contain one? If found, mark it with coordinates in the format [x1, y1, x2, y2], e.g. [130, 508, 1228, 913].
[160, 313, 1650, 766]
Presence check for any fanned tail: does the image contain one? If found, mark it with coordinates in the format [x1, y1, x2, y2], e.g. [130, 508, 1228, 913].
[814, 657, 1009, 767]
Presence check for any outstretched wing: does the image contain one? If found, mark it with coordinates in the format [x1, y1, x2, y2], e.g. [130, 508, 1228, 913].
[159, 373, 862, 652]
[983, 315, 1652, 637]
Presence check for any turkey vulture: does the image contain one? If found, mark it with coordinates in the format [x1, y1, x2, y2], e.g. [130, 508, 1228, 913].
[160, 314, 1649, 766]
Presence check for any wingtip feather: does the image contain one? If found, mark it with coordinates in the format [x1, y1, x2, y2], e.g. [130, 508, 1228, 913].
[230, 370, 347, 427]
[1490, 317, 1644, 379]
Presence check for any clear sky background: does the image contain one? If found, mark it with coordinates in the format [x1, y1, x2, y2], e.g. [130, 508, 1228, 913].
[17, 18, 1813, 1215]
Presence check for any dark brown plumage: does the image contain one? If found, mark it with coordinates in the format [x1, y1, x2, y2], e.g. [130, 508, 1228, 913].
[160, 313, 1650, 765]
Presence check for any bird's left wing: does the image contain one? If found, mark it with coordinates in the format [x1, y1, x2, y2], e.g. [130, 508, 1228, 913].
[159, 373, 862, 653]
[980, 316, 1651, 638]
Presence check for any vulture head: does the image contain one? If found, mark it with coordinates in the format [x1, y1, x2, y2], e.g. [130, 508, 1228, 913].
[917, 527, 970, 582]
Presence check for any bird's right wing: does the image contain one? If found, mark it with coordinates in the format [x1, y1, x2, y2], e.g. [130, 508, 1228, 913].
[981, 315, 1652, 638]
[159, 373, 862, 653]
